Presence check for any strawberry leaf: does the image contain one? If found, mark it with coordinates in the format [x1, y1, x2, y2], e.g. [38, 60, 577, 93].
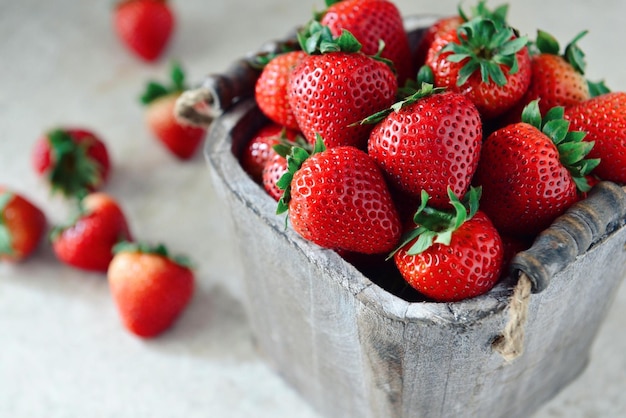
[298, 21, 362, 55]
[140, 61, 188, 105]
[113, 240, 194, 269]
[587, 79, 611, 97]
[535, 30, 560, 55]
[521, 99, 542, 130]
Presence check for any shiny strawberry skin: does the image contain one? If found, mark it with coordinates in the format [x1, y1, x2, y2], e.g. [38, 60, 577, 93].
[427, 29, 532, 119]
[145, 93, 206, 160]
[255, 51, 307, 130]
[32, 128, 111, 196]
[108, 249, 194, 338]
[114, 0, 174, 62]
[239, 123, 297, 183]
[502, 53, 590, 124]
[52, 193, 132, 272]
[394, 211, 503, 302]
[564, 92, 626, 183]
[288, 52, 397, 149]
[0, 188, 47, 262]
[473, 122, 580, 237]
[321, 0, 413, 84]
[413, 15, 464, 69]
[288, 146, 401, 254]
[262, 153, 288, 201]
[368, 91, 482, 208]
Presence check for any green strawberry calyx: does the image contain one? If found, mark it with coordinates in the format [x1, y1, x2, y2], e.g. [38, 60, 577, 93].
[0, 191, 15, 256]
[275, 134, 326, 215]
[140, 61, 187, 105]
[534, 29, 588, 74]
[113, 240, 194, 269]
[441, 16, 528, 87]
[389, 187, 482, 259]
[297, 20, 362, 55]
[357, 82, 446, 125]
[458, 0, 509, 24]
[47, 129, 102, 200]
[521, 99, 600, 192]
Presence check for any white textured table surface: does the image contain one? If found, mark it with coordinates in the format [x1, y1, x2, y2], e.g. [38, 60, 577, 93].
[1, 1, 624, 417]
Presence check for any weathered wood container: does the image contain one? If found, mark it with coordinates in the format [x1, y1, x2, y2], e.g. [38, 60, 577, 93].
[180, 16, 626, 418]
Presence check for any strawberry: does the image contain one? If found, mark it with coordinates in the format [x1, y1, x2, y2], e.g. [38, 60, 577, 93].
[239, 123, 299, 183]
[392, 187, 503, 302]
[499, 30, 591, 125]
[51, 193, 132, 272]
[108, 242, 194, 338]
[0, 188, 47, 262]
[277, 137, 402, 255]
[288, 23, 397, 149]
[140, 62, 206, 160]
[318, 0, 413, 84]
[254, 50, 307, 130]
[113, 0, 174, 62]
[565, 92, 626, 183]
[473, 100, 599, 237]
[365, 84, 483, 209]
[425, 16, 531, 119]
[32, 128, 111, 199]
[262, 153, 288, 201]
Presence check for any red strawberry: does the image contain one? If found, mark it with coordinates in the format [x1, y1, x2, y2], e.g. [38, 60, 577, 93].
[366, 84, 483, 209]
[473, 100, 599, 237]
[277, 137, 402, 254]
[564, 92, 626, 183]
[51, 193, 132, 272]
[262, 153, 288, 201]
[426, 17, 531, 119]
[239, 123, 299, 183]
[108, 242, 194, 338]
[393, 187, 503, 302]
[140, 62, 206, 160]
[500, 30, 591, 125]
[255, 51, 307, 130]
[0, 188, 47, 262]
[319, 0, 413, 84]
[113, 0, 174, 62]
[32, 128, 111, 199]
[288, 23, 397, 149]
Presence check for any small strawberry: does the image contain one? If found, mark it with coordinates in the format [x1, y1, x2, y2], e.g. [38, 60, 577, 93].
[365, 83, 483, 209]
[113, 0, 174, 62]
[392, 187, 503, 302]
[254, 50, 308, 130]
[318, 0, 413, 84]
[565, 92, 626, 183]
[239, 123, 299, 183]
[140, 62, 207, 160]
[426, 16, 531, 119]
[288, 22, 397, 149]
[0, 188, 47, 262]
[262, 153, 288, 201]
[277, 136, 402, 255]
[473, 100, 599, 237]
[32, 128, 111, 199]
[51, 193, 132, 272]
[108, 241, 194, 338]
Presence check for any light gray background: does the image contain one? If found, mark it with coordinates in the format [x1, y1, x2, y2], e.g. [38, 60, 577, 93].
[1, 1, 624, 417]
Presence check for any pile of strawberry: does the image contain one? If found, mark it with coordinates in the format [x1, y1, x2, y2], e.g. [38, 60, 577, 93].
[1, 1, 203, 338]
[240, 0, 626, 302]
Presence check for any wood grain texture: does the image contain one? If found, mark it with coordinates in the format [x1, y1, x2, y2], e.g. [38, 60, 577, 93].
[204, 101, 626, 418]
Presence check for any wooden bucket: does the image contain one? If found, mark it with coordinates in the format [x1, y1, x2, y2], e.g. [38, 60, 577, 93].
[178, 16, 626, 418]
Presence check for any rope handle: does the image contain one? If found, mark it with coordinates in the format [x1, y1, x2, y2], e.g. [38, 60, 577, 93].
[493, 182, 626, 361]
